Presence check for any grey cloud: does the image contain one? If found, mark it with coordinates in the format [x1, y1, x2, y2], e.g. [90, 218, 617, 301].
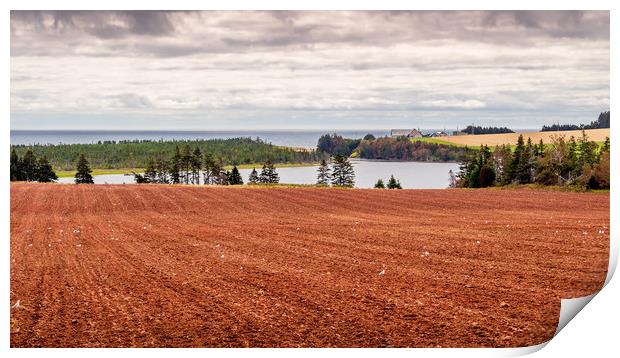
[106, 93, 153, 109]
[10, 11, 609, 58]
[11, 10, 176, 39]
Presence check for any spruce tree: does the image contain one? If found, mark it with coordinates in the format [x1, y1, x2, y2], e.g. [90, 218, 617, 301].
[169, 146, 181, 184]
[316, 159, 331, 185]
[331, 154, 355, 187]
[10, 149, 21, 181]
[21, 150, 37, 181]
[536, 139, 545, 157]
[507, 134, 525, 183]
[228, 166, 244, 185]
[145, 158, 157, 183]
[156, 157, 170, 184]
[567, 136, 579, 180]
[374, 178, 385, 188]
[35, 156, 58, 182]
[74, 154, 94, 184]
[386, 175, 402, 189]
[191, 147, 202, 184]
[210, 159, 226, 185]
[516, 138, 534, 184]
[248, 168, 259, 184]
[578, 131, 597, 168]
[181, 145, 192, 184]
[259, 160, 279, 184]
[203, 152, 215, 184]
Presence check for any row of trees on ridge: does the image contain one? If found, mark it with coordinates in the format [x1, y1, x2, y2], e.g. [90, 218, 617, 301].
[455, 131, 610, 189]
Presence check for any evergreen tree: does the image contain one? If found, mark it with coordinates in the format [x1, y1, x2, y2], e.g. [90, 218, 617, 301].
[478, 165, 496, 187]
[228, 166, 244, 185]
[316, 159, 331, 185]
[259, 160, 279, 184]
[507, 134, 525, 183]
[10, 149, 21, 181]
[21, 150, 37, 181]
[203, 152, 215, 184]
[516, 138, 534, 184]
[181, 145, 192, 184]
[601, 137, 610, 154]
[155, 157, 170, 184]
[132, 172, 150, 183]
[190, 147, 202, 184]
[566, 136, 580, 181]
[35, 156, 58, 182]
[386, 175, 402, 189]
[210, 159, 227, 185]
[374, 178, 385, 188]
[578, 131, 597, 168]
[536, 139, 545, 157]
[145, 158, 157, 183]
[492, 145, 512, 185]
[248, 168, 259, 184]
[169, 146, 181, 184]
[74, 154, 94, 184]
[331, 154, 355, 187]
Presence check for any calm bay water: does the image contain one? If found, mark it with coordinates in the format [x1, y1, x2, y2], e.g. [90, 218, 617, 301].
[57, 160, 460, 189]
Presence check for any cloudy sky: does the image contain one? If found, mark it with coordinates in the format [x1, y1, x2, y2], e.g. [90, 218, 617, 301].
[10, 10, 609, 130]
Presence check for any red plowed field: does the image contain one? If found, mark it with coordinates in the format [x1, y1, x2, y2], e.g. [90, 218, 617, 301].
[10, 183, 609, 347]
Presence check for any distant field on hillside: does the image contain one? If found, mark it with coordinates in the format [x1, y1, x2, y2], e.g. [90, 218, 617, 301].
[416, 128, 610, 147]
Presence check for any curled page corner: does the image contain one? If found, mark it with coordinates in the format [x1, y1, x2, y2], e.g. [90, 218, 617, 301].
[555, 294, 597, 336]
[505, 226, 616, 356]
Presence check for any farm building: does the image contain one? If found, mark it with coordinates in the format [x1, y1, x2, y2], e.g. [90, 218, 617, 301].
[390, 129, 423, 138]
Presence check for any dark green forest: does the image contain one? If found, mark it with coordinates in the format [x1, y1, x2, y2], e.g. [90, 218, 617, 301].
[11, 137, 321, 170]
[317, 133, 469, 161]
[541, 111, 610, 132]
[459, 125, 514, 135]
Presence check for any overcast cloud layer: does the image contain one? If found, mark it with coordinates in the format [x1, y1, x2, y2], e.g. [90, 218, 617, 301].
[10, 10, 610, 130]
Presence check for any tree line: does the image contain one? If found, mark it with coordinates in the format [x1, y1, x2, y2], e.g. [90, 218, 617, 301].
[541, 111, 610, 132]
[11, 137, 321, 171]
[318, 133, 469, 161]
[456, 131, 610, 190]
[131, 144, 283, 185]
[10, 149, 58, 182]
[459, 125, 514, 135]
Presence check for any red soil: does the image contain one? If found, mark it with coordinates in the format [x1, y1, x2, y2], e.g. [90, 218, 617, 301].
[10, 183, 609, 347]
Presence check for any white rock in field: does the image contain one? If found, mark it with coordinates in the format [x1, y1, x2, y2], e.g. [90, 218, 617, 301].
[378, 269, 385, 276]
[11, 300, 20, 310]
[476, 240, 480, 245]
[220, 254, 225, 259]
